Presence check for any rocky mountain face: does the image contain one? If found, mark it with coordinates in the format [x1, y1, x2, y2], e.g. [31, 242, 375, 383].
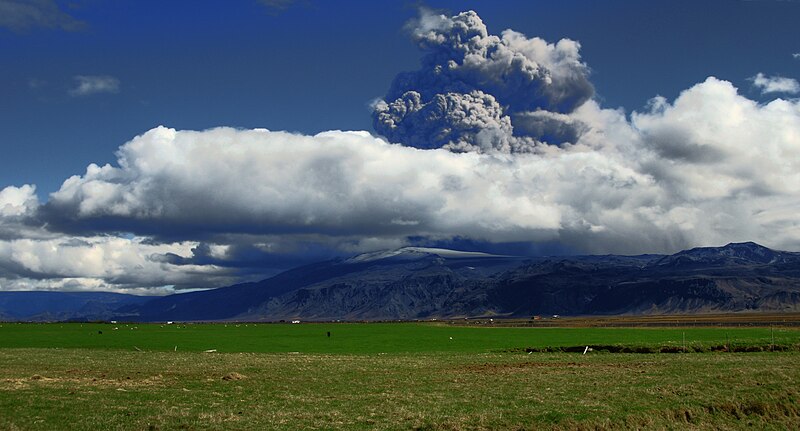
[491, 244, 800, 316]
[3, 243, 799, 322]
[122, 249, 527, 321]
[118, 243, 800, 322]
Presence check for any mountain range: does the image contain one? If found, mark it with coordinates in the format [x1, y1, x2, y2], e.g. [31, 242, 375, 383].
[2, 242, 799, 322]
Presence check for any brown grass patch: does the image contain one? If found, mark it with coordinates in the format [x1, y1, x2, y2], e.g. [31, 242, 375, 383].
[1, 373, 169, 391]
[459, 360, 641, 374]
[221, 372, 246, 381]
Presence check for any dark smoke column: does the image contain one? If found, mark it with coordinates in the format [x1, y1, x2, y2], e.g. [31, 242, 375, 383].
[373, 9, 594, 153]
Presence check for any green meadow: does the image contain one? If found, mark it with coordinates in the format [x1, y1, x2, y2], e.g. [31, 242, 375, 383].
[1, 322, 798, 353]
[1, 323, 799, 430]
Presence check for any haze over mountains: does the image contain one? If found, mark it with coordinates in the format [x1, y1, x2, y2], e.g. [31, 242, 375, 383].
[1, 242, 798, 322]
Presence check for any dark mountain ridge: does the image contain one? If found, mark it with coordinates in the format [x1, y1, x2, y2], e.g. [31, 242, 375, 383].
[119, 242, 800, 321]
[0, 291, 152, 322]
[2, 243, 799, 322]
[652, 242, 794, 268]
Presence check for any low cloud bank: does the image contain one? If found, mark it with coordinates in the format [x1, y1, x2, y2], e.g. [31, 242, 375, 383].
[38, 75, 800, 257]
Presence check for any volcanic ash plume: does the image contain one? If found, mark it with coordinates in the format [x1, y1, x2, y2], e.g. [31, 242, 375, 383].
[372, 9, 594, 153]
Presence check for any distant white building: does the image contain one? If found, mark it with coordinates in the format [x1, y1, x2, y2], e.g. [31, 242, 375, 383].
[291, 320, 300, 324]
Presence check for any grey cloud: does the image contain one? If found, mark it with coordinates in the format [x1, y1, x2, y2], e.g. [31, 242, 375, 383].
[0, 0, 85, 33]
[639, 125, 726, 164]
[512, 110, 586, 145]
[372, 90, 518, 152]
[373, 9, 593, 153]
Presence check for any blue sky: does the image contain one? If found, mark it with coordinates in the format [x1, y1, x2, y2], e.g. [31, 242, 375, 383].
[0, 0, 799, 294]
[3, 0, 798, 193]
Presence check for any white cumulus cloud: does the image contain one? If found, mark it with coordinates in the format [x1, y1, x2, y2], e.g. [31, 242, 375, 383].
[39, 77, 800, 257]
[44, 127, 564, 242]
[0, 236, 235, 294]
[750, 72, 800, 95]
[0, 184, 38, 217]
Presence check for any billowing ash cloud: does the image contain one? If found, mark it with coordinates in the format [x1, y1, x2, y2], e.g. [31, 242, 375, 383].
[373, 9, 593, 152]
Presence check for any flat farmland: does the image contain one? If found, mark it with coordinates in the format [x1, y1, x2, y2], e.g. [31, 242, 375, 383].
[0, 322, 799, 430]
[1, 322, 799, 353]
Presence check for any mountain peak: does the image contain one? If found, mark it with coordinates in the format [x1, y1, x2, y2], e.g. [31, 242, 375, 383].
[345, 247, 503, 264]
[655, 241, 785, 268]
[723, 241, 767, 249]
[717, 242, 775, 259]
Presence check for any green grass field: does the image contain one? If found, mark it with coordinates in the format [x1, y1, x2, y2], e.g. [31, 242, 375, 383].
[1, 323, 799, 430]
[1, 322, 798, 353]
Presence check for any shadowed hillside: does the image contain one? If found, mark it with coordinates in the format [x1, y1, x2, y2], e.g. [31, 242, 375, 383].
[115, 243, 800, 322]
[2, 243, 798, 322]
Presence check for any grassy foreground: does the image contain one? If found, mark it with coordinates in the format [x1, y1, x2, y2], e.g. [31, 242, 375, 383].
[0, 323, 799, 430]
